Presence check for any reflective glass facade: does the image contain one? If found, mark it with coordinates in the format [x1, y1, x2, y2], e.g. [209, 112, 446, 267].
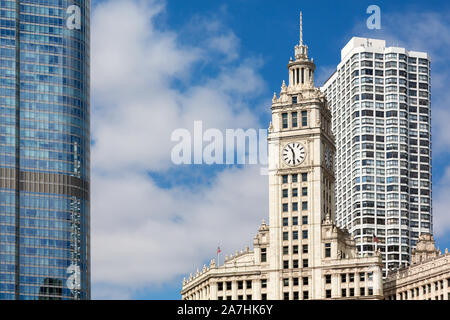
[0, 0, 90, 299]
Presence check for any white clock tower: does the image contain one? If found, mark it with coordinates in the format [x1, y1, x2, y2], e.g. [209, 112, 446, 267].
[267, 12, 336, 299]
[181, 13, 384, 301]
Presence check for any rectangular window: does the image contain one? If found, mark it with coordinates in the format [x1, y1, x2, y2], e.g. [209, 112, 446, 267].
[283, 246, 289, 255]
[325, 243, 331, 258]
[293, 292, 299, 300]
[302, 111, 308, 126]
[349, 273, 354, 282]
[282, 113, 288, 129]
[302, 216, 308, 224]
[360, 287, 365, 296]
[282, 175, 288, 183]
[341, 274, 346, 283]
[283, 278, 289, 287]
[303, 291, 309, 300]
[283, 217, 289, 226]
[292, 174, 298, 183]
[292, 112, 298, 127]
[303, 277, 309, 285]
[293, 278, 299, 286]
[293, 231, 298, 240]
[218, 282, 223, 291]
[302, 201, 308, 210]
[342, 289, 347, 297]
[350, 288, 355, 297]
[292, 188, 298, 197]
[326, 289, 332, 298]
[283, 203, 288, 212]
[283, 232, 289, 241]
[261, 248, 267, 262]
[292, 202, 298, 211]
[262, 293, 267, 300]
[283, 260, 289, 269]
[302, 230, 308, 239]
[246, 280, 252, 289]
[302, 173, 308, 181]
[360, 273, 365, 281]
[261, 279, 267, 288]
[293, 245, 299, 254]
[302, 245, 308, 253]
[238, 281, 243, 290]
[282, 189, 288, 198]
[293, 259, 299, 268]
[302, 187, 308, 196]
[292, 217, 298, 226]
[325, 275, 331, 284]
[303, 259, 308, 268]
[226, 282, 232, 290]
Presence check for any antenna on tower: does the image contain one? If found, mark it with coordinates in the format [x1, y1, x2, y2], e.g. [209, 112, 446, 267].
[300, 11, 303, 45]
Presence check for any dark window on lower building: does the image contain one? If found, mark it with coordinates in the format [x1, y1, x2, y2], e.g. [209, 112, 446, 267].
[303, 291, 309, 300]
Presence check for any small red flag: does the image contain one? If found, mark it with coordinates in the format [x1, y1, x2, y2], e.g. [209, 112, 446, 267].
[217, 246, 221, 254]
[373, 235, 379, 243]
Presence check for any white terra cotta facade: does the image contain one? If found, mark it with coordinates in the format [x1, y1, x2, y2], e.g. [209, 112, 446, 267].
[384, 234, 450, 300]
[181, 15, 384, 301]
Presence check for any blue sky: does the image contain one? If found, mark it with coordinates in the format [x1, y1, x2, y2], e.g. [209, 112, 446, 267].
[90, 0, 450, 299]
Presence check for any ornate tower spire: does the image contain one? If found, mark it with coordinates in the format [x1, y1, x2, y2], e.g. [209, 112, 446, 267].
[287, 11, 315, 90]
[294, 11, 308, 60]
[300, 11, 303, 46]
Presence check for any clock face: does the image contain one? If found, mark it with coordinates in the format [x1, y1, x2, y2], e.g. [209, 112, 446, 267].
[282, 143, 306, 166]
[325, 147, 333, 171]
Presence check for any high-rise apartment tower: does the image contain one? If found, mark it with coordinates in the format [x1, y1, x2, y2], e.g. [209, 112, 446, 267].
[322, 38, 432, 275]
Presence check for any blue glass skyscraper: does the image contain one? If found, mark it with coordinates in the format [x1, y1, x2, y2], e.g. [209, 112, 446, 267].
[0, 0, 90, 299]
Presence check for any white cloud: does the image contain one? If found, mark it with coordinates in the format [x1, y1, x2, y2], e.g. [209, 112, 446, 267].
[91, 0, 265, 174]
[90, 0, 269, 298]
[91, 167, 268, 289]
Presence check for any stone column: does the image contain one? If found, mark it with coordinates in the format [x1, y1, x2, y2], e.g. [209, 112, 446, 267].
[354, 271, 360, 297]
[371, 266, 382, 297]
[332, 273, 339, 298]
[232, 280, 237, 300]
[431, 278, 436, 300]
[289, 69, 295, 86]
[443, 277, 448, 300]
[210, 282, 218, 300]
[253, 278, 261, 300]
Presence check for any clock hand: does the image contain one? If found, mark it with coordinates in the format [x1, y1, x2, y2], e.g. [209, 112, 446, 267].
[289, 146, 296, 162]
